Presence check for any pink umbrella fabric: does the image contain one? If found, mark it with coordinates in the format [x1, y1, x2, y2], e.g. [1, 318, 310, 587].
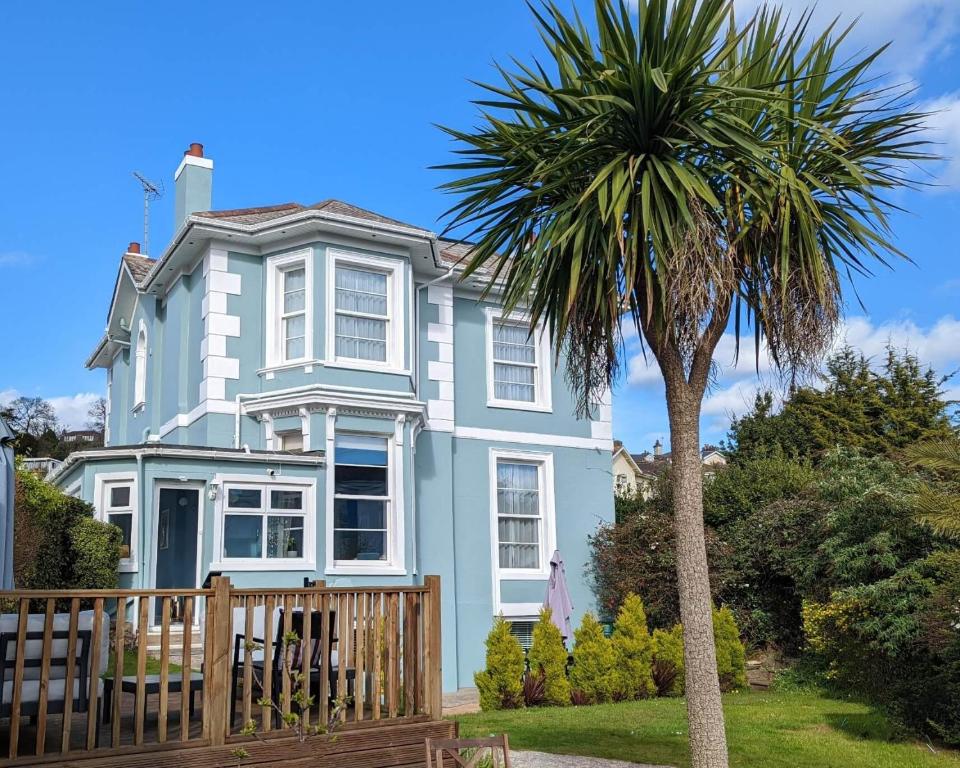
[544, 550, 574, 642]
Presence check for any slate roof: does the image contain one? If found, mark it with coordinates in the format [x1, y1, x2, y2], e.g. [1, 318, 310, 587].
[123, 254, 156, 285]
[192, 199, 429, 232]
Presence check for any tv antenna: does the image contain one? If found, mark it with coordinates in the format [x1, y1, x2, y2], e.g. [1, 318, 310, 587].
[132, 172, 164, 256]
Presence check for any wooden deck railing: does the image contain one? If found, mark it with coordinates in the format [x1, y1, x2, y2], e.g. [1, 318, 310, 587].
[0, 576, 442, 765]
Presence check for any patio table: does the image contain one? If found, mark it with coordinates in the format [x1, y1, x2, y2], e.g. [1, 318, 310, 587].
[102, 671, 203, 722]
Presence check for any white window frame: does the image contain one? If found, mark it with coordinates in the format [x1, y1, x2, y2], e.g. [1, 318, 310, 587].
[133, 320, 147, 411]
[484, 308, 552, 412]
[488, 448, 556, 582]
[325, 422, 406, 576]
[265, 249, 314, 368]
[94, 472, 139, 573]
[210, 474, 316, 571]
[325, 250, 406, 373]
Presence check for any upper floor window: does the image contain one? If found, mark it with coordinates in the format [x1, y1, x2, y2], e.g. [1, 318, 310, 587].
[133, 321, 147, 409]
[332, 434, 390, 563]
[266, 250, 313, 367]
[485, 310, 552, 412]
[326, 250, 405, 372]
[276, 429, 304, 453]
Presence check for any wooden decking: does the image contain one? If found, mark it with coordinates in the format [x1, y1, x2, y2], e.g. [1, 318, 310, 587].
[0, 577, 446, 767]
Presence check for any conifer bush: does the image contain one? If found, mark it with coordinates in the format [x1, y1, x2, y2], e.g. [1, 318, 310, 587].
[528, 607, 571, 706]
[474, 615, 525, 710]
[651, 624, 685, 696]
[568, 612, 615, 704]
[610, 593, 656, 700]
[713, 606, 748, 692]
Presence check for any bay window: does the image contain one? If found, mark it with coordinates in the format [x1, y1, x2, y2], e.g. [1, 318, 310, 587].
[326, 250, 404, 371]
[265, 250, 313, 367]
[333, 434, 389, 562]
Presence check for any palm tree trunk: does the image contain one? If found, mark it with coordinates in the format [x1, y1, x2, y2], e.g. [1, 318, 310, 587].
[664, 374, 729, 768]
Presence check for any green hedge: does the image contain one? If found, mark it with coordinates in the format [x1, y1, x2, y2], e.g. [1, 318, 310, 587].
[14, 465, 121, 592]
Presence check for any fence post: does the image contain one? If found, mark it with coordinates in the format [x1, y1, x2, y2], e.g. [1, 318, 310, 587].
[424, 575, 442, 718]
[206, 576, 233, 745]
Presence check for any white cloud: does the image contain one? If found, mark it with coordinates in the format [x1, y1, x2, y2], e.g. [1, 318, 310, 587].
[920, 91, 960, 189]
[0, 251, 37, 268]
[0, 389, 100, 431]
[624, 314, 960, 428]
[732, 0, 960, 75]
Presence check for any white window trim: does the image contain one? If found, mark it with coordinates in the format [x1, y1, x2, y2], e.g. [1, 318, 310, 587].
[325, 249, 406, 374]
[325, 416, 407, 576]
[265, 249, 314, 368]
[133, 320, 147, 412]
[94, 472, 139, 573]
[488, 448, 556, 583]
[210, 473, 316, 572]
[484, 308, 552, 413]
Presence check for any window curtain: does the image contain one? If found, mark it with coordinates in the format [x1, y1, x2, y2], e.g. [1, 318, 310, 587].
[335, 267, 387, 314]
[493, 323, 536, 401]
[335, 315, 387, 361]
[497, 461, 541, 568]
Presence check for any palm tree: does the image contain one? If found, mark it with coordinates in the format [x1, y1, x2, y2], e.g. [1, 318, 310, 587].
[905, 439, 960, 539]
[436, 2, 932, 766]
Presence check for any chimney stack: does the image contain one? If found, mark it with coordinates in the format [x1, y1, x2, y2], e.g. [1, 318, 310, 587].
[127, 242, 141, 254]
[174, 142, 213, 227]
[653, 439, 663, 457]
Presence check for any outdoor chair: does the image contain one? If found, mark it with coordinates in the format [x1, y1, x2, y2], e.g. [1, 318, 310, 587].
[425, 735, 512, 768]
[230, 605, 354, 726]
[0, 628, 102, 747]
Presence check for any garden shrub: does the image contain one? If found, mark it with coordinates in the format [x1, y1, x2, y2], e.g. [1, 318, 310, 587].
[474, 615, 524, 711]
[568, 613, 615, 704]
[14, 466, 121, 594]
[651, 624, 684, 696]
[610, 593, 656, 700]
[70, 515, 122, 590]
[713, 606, 747, 692]
[522, 665, 546, 707]
[527, 607, 570, 706]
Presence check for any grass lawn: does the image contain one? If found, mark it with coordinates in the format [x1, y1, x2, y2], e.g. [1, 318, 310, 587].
[104, 650, 181, 678]
[455, 690, 960, 768]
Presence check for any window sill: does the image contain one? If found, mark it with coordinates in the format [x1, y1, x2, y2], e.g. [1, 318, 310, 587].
[131, 403, 146, 414]
[324, 360, 410, 376]
[258, 359, 321, 376]
[209, 559, 317, 572]
[486, 399, 553, 414]
[325, 563, 407, 576]
[498, 568, 550, 581]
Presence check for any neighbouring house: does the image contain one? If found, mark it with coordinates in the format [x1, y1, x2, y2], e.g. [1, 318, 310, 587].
[20, 456, 64, 478]
[49, 143, 614, 693]
[62, 429, 102, 445]
[612, 439, 726, 497]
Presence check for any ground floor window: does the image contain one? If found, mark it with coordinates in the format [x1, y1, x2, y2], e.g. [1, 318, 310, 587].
[219, 480, 313, 565]
[490, 449, 555, 578]
[95, 472, 138, 572]
[333, 434, 390, 562]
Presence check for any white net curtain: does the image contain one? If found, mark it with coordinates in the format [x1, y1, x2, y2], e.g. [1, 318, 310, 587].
[493, 322, 536, 401]
[335, 266, 388, 361]
[496, 461, 541, 569]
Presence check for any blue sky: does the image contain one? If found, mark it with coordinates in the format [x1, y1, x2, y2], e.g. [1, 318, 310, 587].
[1, 1, 959, 453]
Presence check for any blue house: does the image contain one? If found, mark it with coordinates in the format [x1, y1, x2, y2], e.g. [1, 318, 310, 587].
[50, 143, 614, 692]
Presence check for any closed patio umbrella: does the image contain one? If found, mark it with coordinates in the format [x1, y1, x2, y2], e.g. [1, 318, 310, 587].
[544, 549, 573, 642]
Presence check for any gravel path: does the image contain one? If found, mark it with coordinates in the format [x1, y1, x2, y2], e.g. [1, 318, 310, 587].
[510, 750, 670, 768]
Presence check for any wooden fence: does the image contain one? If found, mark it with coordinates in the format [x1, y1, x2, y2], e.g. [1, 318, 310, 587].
[0, 576, 442, 765]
